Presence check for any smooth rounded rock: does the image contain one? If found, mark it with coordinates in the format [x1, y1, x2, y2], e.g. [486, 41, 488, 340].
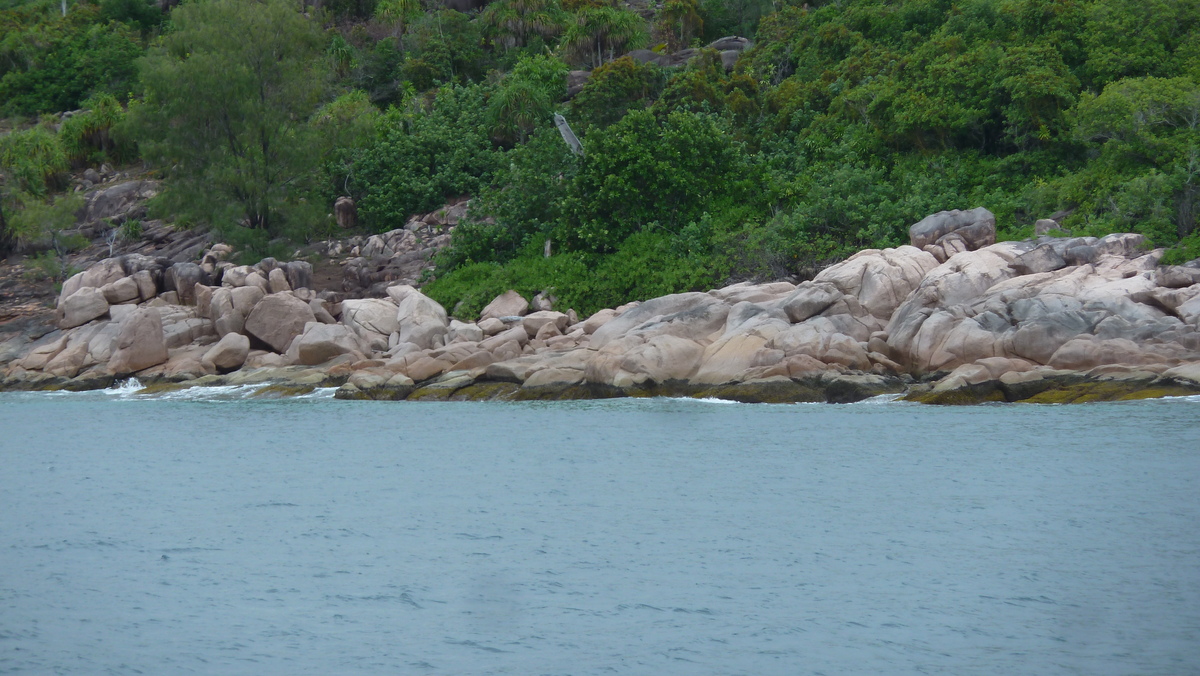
[480, 290, 529, 321]
[244, 293, 317, 353]
[59, 288, 110, 329]
[108, 308, 168, 374]
[202, 332, 250, 372]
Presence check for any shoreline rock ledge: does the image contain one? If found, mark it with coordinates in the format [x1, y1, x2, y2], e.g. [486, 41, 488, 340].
[4, 208, 1200, 405]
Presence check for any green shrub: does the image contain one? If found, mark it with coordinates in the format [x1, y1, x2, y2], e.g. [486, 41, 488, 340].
[402, 10, 487, 86]
[486, 54, 567, 145]
[0, 125, 68, 196]
[119, 218, 142, 241]
[559, 108, 760, 252]
[351, 37, 408, 107]
[441, 125, 575, 267]
[99, 0, 162, 35]
[350, 83, 502, 231]
[0, 6, 143, 116]
[555, 229, 717, 313]
[570, 55, 666, 129]
[58, 93, 132, 166]
[1161, 231, 1200, 265]
[426, 229, 718, 317]
[23, 250, 66, 282]
[7, 192, 85, 251]
[423, 261, 512, 318]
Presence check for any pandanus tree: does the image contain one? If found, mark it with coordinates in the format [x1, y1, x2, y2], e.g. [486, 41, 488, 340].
[559, 6, 647, 70]
[480, 0, 568, 51]
[654, 0, 702, 52]
[374, 0, 422, 39]
[488, 79, 553, 145]
[486, 54, 567, 145]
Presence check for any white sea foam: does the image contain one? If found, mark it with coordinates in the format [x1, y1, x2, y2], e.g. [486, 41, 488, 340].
[99, 382, 341, 402]
[151, 384, 262, 401]
[852, 393, 906, 404]
[684, 396, 743, 404]
[106, 378, 144, 395]
[295, 386, 339, 399]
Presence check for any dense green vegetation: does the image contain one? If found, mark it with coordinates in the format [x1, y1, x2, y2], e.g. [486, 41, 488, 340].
[1, 0, 1198, 315]
[133, 0, 331, 246]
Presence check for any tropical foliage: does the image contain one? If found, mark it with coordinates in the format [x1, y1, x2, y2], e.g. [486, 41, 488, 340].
[131, 0, 330, 239]
[1, 0, 1198, 312]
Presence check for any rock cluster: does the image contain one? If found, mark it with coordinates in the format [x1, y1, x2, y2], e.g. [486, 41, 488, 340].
[331, 198, 466, 296]
[626, 36, 753, 71]
[5, 207, 1200, 404]
[567, 36, 754, 97]
[56, 180, 215, 264]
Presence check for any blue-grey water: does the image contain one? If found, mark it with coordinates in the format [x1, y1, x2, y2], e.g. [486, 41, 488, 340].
[1, 386, 1198, 675]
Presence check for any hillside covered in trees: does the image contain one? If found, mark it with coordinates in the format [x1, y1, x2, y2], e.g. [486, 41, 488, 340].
[1, 0, 1198, 315]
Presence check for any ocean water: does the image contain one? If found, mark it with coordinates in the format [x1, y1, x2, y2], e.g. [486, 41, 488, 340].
[1, 386, 1199, 675]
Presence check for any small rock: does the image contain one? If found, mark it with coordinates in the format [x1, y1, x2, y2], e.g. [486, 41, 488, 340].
[268, 267, 291, 293]
[100, 277, 139, 305]
[201, 332, 250, 372]
[335, 196, 357, 229]
[1034, 219, 1061, 236]
[480, 290, 529, 321]
[59, 288, 109, 329]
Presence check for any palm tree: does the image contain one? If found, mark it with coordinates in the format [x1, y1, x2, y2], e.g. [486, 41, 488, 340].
[487, 79, 553, 144]
[560, 6, 647, 69]
[480, 0, 568, 51]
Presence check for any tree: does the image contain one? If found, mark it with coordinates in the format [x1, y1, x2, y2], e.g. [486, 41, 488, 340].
[560, 108, 756, 251]
[480, 0, 568, 51]
[487, 54, 567, 144]
[570, 55, 665, 128]
[655, 0, 702, 52]
[1065, 76, 1200, 242]
[560, 6, 647, 69]
[0, 4, 144, 116]
[374, 0, 421, 38]
[133, 0, 329, 237]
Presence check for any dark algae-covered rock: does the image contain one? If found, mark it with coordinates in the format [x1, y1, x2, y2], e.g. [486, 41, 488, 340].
[905, 373, 1200, 405]
[693, 378, 826, 404]
[1019, 381, 1199, 404]
[903, 383, 1007, 405]
[134, 381, 189, 396]
[451, 381, 522, 401]
[250, 383, 317, 398]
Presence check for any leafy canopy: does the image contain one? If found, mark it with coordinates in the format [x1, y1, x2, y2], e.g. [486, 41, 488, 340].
[132, 0, 330, 238]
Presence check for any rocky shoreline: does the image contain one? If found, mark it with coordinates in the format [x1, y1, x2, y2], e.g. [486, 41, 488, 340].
[3, 208, 1200, 405]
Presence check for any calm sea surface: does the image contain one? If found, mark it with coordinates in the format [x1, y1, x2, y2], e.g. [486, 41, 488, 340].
[1, 386, 1198, 675]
